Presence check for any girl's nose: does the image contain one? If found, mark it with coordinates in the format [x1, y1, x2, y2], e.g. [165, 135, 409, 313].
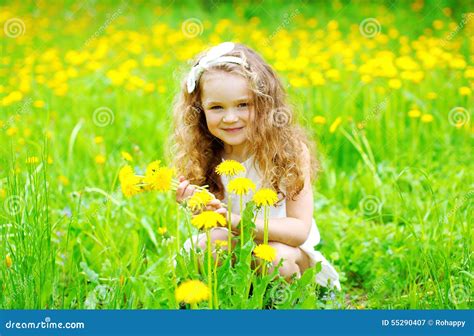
[222, 109, 239, 123]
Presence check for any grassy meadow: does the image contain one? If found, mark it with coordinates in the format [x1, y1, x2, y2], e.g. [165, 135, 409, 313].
[0, 0, 472, 309]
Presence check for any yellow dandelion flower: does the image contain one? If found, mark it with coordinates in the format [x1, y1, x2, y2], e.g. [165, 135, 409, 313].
[214, 240, 228, 249]
[426, 92, 437, 100]
[465, 68, 474, 79]
[253, 188, 278, 207]
[6, 255, 12, 268]
[253, 244, 277, 262]
[228, 177, 256, 196]
[94, 136, 104, 144]
[313, 116, 327, 125]
[188, 190, 213, 211]
[388, 79, 402, 90]
[421, 114, 434, 123]
[33, 100, 45, 108]
[47, 156, 53, 164]
[146, 160, 161, 173]
[121, 151, 133, 162]
[119, 165, 134, 182]
[191, 211, 226, 230]
[6, 127, 18, 137]
[158, 227, 167, 235]
[433, 20, 444, 30]
[215, 160, 245, 177]
[329, 117, 342, 133]
[361, 74, 372, 84]
[58, 175, 69, 186]
[26, 156, 40, 164]
[175, 280, 210, 304]
[459, 87, 471, 96]
[123, 175, 143, 197]
[23, 128, 32, 138]
[119, 165, 142, 198]
[408, 109, 421, 118]
[95, 154, 106, 164]
[144, 161, 173, 192]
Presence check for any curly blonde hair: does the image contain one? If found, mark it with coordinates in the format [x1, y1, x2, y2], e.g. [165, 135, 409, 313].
[170, 43, 318, 201]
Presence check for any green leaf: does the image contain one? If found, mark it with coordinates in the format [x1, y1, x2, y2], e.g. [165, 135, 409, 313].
[241, 201, 256, 241]
[140, 216, 158, 248]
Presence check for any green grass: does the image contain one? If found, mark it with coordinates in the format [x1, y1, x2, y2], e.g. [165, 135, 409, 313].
[0, 0, 472, 309]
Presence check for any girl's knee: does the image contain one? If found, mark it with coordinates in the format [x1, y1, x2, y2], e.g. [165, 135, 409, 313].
[268, 242, 302, 280]
[197, 228, 230, 250]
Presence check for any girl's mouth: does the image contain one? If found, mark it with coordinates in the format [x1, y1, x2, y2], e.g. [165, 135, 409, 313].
[222, 127, 244, 133]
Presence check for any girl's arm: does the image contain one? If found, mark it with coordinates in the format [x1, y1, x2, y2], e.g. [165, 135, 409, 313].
[231, 145, 314, 247]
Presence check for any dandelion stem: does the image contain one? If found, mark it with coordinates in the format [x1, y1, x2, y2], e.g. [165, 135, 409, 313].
[263, 206, 269, 245]
[262, 206, 269, 275]
[227, 196, 232, 257]
[176, 204, 180, 254]
[213, 250, 219, 309]
[239, 195, 244, 248]
[206, 230, 213, 309]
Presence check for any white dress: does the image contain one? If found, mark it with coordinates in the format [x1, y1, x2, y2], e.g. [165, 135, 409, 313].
[184, 156, 341, 290]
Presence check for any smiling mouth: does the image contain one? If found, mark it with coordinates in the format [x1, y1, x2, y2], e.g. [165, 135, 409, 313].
[222, 127, 244, 133]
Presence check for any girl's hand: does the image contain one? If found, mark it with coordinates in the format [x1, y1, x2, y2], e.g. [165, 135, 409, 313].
[176, 176, 196, 204]
[204, 199, 224, 212]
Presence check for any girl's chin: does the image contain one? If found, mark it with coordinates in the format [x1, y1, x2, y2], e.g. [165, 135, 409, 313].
[218, 136, 247, 147]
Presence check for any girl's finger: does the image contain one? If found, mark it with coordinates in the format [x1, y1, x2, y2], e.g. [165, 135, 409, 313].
[215, 208, 226, 215]
[177, 180, 190, 193]
[184, 185, 196, 198]
[176, 180, 190, 201]
[205, 202, 220, 211]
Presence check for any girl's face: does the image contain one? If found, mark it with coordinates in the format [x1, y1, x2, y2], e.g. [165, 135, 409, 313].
[200, 71, 254, 156]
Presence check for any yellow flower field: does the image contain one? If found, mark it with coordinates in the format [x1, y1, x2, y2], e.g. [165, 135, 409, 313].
[0, 1, 472, 309]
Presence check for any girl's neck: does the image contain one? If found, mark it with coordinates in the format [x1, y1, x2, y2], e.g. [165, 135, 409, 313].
[222, 144, 250, 163]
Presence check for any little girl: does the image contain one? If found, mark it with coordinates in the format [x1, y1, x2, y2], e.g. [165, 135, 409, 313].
[172, 42, 340, 290]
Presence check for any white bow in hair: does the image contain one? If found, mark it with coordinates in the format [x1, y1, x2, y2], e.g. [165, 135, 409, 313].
[186, 42, 245, 93]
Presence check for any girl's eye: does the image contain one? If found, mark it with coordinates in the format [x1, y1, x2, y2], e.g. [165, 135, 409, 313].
[210, 106, 223, 110]
[238, 103, 248, 108]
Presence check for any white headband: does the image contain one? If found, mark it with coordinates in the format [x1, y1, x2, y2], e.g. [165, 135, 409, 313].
[186, 42, 245, 93]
